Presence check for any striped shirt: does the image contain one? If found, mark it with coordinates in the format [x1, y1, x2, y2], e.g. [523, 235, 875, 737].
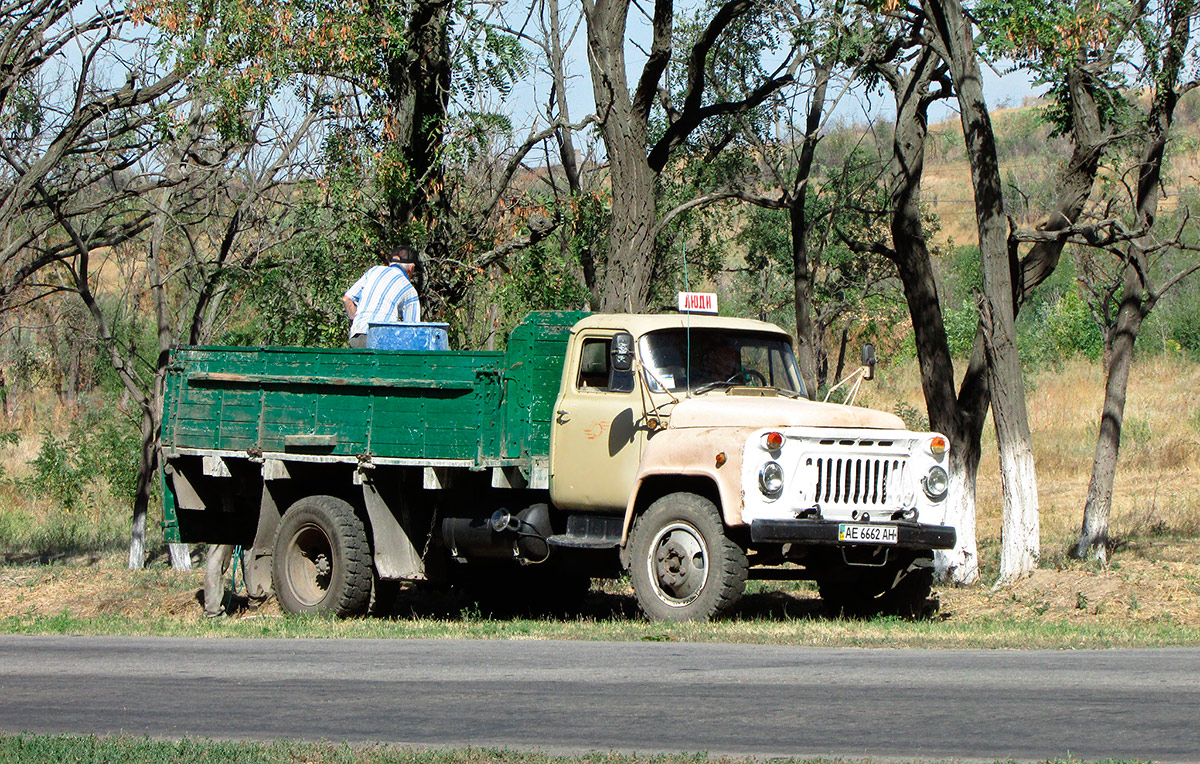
[344, 264, 421, 337]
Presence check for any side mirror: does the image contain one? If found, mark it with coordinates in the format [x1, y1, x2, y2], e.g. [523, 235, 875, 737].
[611, 332, 635, 372]
[861, 343, 877, 381]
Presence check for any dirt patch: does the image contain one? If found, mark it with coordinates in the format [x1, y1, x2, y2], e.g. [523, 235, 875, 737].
[938, 541, 1200, 627]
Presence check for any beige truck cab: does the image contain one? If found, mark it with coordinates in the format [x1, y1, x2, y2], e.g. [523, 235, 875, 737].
[549, 313, 956, 621]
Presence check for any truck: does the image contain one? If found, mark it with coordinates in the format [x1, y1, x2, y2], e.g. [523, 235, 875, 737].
[161, 310, 955, 621]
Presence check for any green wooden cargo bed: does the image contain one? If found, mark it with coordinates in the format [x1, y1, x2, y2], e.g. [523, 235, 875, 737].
[162, 311, 588, 468]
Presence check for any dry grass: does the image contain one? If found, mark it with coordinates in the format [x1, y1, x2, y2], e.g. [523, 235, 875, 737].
[863, 353, 1200, 552]
[919, 101, 1200, 250]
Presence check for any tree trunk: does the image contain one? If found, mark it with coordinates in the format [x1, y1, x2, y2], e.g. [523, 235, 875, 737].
[1076, 0, 1192, 559]
[586, 0, 657, 312]
[787, 62, 830, 396]
[1077, 288, 1144, 561]
[386, 0, 452, 238]
[128, 408, 156, 570]
[879, 48, 981, 583]
[928, 0, 1040, 583]
[981, 298, 1040, 582]
[545, 0, 600, 309]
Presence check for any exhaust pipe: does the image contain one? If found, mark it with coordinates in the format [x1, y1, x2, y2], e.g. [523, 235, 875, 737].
[441, 503, 552, 561]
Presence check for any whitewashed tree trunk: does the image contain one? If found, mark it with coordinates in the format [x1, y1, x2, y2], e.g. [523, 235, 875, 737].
[983, 301, 1040, 583]
[936, 461, 979, 584]
[168, 543, 192, 571]
[128, 512, 146, 570]
[927, 0, 1040, 584]
[996, 441, 1040, 581]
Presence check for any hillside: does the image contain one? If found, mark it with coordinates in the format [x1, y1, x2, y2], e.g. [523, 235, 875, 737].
[918, 94, 1200, 248]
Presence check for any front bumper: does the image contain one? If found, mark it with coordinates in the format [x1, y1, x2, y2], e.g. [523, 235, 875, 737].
[750, 518, 956, 550]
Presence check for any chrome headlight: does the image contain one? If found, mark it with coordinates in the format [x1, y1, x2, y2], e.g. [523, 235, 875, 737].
[758, 461, 784, 497]
[922, 465, 948, 501]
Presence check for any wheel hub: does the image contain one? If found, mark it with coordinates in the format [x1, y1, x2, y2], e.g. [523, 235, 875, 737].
[650, 523, 708, 606]
[287, 524, 334, 607]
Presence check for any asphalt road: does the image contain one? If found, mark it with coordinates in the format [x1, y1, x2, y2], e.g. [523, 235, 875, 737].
[0, 636, 1197, 762]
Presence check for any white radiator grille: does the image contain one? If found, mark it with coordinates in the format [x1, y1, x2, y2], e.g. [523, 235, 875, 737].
[809, 456, 906, 508]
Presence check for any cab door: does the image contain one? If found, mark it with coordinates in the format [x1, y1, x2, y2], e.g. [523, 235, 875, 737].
[550, 330, 645, 511]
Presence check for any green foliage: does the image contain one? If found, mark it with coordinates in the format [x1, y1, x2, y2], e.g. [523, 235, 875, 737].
[0, 80, 42, 137]
[1019, 288, 1105, 363]
[942, 298, 980, 357]
[496, 197, 598, 323]
[732, 206, 797, 329]
[0, 507, 127, 557]
[892, 401, 930, 431]
[18, 405, 141, 512]
[974, 0, 1132, 139]
[726, 145, 905, 375]
[1158, 277, 1200, 354]
[942, 246, 1106, 364]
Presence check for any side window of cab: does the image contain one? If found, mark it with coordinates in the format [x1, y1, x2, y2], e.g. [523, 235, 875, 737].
[576, 337, 634, 392]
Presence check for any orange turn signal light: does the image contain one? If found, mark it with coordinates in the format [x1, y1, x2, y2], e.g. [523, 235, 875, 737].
[715, 452, 727, 467]
[930, 436, 948, 457]
[762, 431, 784, 451]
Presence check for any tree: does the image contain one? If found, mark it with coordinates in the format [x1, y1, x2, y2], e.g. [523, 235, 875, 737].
[1073, 0, 1200, 561]
[135, 0, 541, 321]
[712, 0, 878, 394]
[40, 86, 325, 568]
[0, 1, 183, 300]
[0, 1, 197, 565]
[848, 0, 1134, 583]
[924, 0, 1042, 584]
[581, 0, 798, 311]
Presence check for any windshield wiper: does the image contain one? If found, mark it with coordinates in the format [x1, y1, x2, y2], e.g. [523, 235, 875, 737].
[691, 380, 737, 395]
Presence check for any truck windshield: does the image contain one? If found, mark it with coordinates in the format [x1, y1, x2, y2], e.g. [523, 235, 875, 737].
[639, 329, 806, 397]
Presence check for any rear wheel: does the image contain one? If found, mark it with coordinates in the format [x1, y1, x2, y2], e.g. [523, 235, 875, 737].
[628, 492, 746, 621]
[272, 495, 372, 617]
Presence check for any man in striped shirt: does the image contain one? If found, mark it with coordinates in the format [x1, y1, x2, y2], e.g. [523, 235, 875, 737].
[342, 245, 421, 348]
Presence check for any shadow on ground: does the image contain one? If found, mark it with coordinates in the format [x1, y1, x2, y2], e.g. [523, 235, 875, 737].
[360, 585, 938, 623]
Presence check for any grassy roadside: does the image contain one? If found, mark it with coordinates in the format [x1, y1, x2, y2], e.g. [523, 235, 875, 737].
[0, 734, 1151, 764]
[4, 609, 1198, 648]
[2, 543, 1199, 648]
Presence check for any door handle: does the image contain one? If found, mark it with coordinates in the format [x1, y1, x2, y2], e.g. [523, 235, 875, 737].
[556, 409, 570, 423]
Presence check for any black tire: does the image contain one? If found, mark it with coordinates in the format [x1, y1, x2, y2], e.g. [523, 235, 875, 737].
[272, 495, 372, 617]
[819, 555, 935, 619]
[879, 566, 935, 619]
[628, 492, 747, 621]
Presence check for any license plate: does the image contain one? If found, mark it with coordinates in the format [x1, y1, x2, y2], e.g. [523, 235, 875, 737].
[838, 523, 898, 544]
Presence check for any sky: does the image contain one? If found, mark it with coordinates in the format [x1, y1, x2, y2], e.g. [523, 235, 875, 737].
[489, 1, 1047, 160]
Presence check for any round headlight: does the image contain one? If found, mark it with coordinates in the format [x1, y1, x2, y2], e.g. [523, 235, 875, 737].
[922, 465, 949, 500]
[758, 461, 784, 497]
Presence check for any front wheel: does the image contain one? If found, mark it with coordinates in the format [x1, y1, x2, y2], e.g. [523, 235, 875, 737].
[628, 492, 746, 621]
[272, 495, 372, 617]
[818, 555, 935, 619]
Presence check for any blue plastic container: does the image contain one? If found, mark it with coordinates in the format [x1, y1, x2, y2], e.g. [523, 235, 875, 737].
[366, 322, 450, 351]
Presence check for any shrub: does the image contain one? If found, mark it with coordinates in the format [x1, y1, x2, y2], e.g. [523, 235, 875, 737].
[1020, 289, 1105, 364]
[893, 401, 930, 431]
[943, 298, 980, 357]
[18, 403, 140, 511]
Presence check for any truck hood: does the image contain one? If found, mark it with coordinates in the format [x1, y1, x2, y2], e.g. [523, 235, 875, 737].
[667, 393, 906, 430]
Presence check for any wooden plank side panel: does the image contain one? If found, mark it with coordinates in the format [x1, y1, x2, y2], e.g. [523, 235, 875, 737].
[166, 343, 519, 462]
